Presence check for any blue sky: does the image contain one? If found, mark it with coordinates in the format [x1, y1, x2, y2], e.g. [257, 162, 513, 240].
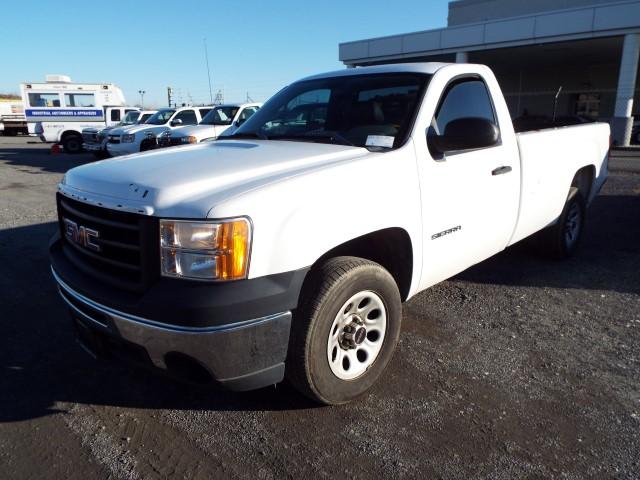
[2, 0, 449, 107]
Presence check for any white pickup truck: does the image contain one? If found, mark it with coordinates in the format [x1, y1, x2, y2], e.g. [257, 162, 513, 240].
[106, 106, 212, 156]
[82, 110, 157, 159]
[50, 63, 608, 405]
[158, 103, 262, 147]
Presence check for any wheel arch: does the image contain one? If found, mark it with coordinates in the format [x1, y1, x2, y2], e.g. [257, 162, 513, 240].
[59, 129, 82, 143]
[307, 227, 414, 302]
[571, 164, 596, 201]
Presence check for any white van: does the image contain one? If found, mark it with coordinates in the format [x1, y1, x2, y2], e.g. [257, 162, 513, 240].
[20, 74, 131, 153]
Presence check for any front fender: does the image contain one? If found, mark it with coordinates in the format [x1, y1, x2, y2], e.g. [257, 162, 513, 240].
[210, 145, 424, 294]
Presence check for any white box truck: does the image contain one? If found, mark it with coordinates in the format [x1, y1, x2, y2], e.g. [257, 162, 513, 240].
[20, 74, 134, 153]
[0, 99, 27, 136]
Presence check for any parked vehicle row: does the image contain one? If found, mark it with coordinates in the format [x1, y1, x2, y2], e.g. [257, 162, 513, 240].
[50, 62, 609, 405]
[158, 103, 262, 147]
[82, 110, 157, 158]
[106, 106, 213, 156]
[18, 74, 264, 156]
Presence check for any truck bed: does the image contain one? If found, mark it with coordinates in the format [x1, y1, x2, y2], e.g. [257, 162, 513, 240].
[509, 122, 610, 245]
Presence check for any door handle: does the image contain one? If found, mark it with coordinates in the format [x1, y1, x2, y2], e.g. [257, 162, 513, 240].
[492, 166, 512, 176]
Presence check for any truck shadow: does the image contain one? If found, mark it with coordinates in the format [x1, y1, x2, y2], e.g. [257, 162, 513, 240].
[0, 192, 637, 421]
[0, 147, 93, 174]
[455, 193, 640, 295]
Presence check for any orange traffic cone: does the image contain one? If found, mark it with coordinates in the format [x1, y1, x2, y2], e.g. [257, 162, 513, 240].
[51, 143, 62, 154]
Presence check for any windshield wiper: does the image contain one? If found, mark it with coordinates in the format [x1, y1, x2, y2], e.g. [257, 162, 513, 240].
[224, 132, 269, 140]
[270, 131, 355, 146]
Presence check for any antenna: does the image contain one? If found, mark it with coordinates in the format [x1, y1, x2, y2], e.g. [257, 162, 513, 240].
[552, 86, 563, 123]
[203, 38, 213, 105]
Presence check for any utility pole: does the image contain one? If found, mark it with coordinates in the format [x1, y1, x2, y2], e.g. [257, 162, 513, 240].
[167, 87, 173, 108]
[203, 38, 213, 105]
[138, 90, 146, 108]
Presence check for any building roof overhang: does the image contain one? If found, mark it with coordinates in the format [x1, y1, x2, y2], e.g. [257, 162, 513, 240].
[339, 0, 640, 65]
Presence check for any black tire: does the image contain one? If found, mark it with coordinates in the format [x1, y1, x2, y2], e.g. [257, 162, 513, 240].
[286, 256, 402, 405]
[93, 149, 109, 160]
[62, 134, 83, 154]
[140, 139, 157, 152]
[538, 187, 586, 259]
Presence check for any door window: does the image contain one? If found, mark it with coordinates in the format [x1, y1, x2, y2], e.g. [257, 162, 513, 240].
[433, 79, 496, 136]
[237, 106, 259, 125]
[173, 110, 198, 125]
[111, 109, 121, 121]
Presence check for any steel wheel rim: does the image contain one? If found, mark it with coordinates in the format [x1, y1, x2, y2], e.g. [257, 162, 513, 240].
[326, 290, 387, 381]
[564, 201, 581, 247]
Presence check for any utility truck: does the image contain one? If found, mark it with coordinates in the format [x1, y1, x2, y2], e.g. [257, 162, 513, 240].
[20, 74, 133, 153]
[50, 63, 609, 405]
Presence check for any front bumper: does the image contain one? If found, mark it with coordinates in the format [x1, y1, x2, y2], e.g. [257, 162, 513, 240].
[52, 268, 292, 390]
[157, 136, 183, 148]
[106, 142, 138, 157]
[82, 142, 104, 152]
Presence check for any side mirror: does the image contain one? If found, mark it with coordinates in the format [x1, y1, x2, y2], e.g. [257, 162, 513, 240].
[170, 118, 183, 127]
[429, 117, 500, 154]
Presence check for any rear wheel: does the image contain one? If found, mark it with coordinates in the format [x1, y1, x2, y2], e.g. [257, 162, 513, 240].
[286, 256, 402, 405]
[538, 187, 586, 259]
[62, 134, 83, 154]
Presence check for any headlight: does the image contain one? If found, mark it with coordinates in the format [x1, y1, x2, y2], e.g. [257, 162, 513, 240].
[180, 136, 198, 144]
[122, 133, 136, 143]
[160, 218, 251, 281]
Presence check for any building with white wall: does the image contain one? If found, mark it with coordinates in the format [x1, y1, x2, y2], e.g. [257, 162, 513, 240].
[339, 0, 640, 145]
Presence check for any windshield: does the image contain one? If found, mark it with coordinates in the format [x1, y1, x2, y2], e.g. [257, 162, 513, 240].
[121, 111, 140, 125]
[229, 73, 430, 149]
[201, 106, 240, 125]
[145, 109, 175, 125]
[137, 113, 153, 124]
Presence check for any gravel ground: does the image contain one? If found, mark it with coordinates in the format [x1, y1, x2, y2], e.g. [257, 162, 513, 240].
[0, 136, 638, 479]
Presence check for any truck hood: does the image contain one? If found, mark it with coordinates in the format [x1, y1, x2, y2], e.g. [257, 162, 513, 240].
[109, 124, 168, 136]
[61, 140, 370, 217]
[170, 124, 219, 138]
[83, 125, 124, 135]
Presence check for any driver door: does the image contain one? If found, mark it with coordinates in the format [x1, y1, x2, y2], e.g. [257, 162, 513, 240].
[415, 74, 520, 289]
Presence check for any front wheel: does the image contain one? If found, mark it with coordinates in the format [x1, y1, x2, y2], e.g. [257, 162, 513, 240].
[286, 257, 402, 405]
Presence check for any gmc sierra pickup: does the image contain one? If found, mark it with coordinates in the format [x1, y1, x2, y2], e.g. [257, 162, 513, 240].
[50, 63, 609, 405]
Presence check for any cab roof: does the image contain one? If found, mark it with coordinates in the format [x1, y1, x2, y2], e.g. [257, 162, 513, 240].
[300, 62, 451, 82]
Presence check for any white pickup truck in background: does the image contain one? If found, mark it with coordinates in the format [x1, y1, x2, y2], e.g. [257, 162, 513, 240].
[50, 63, 608, 405]
[82, 110, 156, 158]
[158, 103, 262, 147]
[106, 106, 212, 156]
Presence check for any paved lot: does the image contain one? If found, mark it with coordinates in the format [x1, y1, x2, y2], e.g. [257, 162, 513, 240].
[1, 136, 639, 479]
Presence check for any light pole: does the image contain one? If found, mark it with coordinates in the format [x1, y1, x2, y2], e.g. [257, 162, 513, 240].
[138, 90, 146, 109]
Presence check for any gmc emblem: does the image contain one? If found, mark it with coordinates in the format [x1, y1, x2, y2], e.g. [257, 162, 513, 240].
[63, 218, 101, 252]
